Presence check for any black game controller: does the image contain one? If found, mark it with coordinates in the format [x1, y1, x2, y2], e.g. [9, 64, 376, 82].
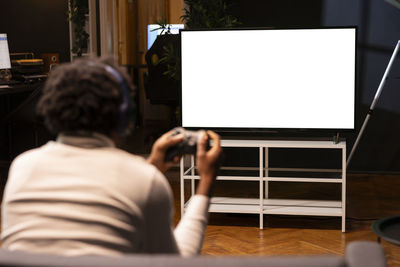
[164, 128, 209, 162]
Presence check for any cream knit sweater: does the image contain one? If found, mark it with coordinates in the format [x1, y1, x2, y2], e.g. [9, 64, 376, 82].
[1, 133, 209, 257]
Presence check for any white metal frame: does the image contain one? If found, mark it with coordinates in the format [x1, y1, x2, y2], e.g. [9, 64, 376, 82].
[181, 139, 347, 232]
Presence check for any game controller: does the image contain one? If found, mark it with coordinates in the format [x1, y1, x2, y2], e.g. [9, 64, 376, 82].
[164, 128, 209, 162]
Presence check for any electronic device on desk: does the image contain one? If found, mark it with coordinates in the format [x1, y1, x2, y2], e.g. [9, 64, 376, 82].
[180, 27, 357, 137]
[0, 33, 12, 83]
[10, 53, 47, 83]
[40, 53, 59, 73]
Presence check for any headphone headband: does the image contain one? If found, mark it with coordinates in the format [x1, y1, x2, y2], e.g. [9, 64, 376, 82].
[103, 65, 130, 114]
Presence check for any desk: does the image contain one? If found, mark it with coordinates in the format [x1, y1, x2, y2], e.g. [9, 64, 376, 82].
[0, 82, 46, 161]
[0, 83, 41, 96]
[0, 82, 47, 191]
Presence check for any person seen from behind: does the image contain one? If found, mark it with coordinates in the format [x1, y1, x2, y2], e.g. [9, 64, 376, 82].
[1, 56, 222, 257]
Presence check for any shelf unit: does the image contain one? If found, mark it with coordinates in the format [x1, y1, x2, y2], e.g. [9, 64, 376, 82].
[180, 139, 347, 232]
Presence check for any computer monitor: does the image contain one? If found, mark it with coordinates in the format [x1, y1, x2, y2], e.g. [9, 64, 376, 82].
[0, 33, 11, 69]
[147, 24, 184, 50]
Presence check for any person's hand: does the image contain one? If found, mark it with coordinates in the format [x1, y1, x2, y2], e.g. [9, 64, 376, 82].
[195, 131, 222, 197]
[147, 129, 184, 173]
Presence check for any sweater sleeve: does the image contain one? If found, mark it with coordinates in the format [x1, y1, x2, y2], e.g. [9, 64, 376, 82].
[174, 194, 210, 256]
[142, 170, 209, 257]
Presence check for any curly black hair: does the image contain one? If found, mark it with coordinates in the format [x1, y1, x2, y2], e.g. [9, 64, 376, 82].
[37, 57, 135, 136]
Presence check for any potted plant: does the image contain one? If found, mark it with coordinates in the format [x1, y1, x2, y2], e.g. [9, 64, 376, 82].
[68, 0, 89, 58]
[148, 0, 240, 81]
[145, 19, 181, 106]
[144, 0, 240, 124]
[182, 0, 240, 29]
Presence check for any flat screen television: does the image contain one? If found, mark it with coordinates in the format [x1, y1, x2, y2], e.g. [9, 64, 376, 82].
[180, 27, 357, 135]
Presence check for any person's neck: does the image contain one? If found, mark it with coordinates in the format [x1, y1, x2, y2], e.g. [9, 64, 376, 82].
[57, 132, 116, 148]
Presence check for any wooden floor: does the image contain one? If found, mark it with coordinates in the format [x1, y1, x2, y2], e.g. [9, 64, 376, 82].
[1, 170, 399, 266]
[168, 172, 400, 266]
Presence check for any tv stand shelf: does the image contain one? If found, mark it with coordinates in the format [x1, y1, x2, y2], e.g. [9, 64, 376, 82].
[180, 139, 347, 232]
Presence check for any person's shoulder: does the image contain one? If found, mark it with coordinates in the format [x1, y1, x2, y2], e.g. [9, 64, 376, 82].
[7, 142, 56, 189]
[107, 148, 171, 202]
[10, 142, 55, 168]
[109, 148, 161, 178]
[111, 148, 147, 162]
[110, 148, 148, 166]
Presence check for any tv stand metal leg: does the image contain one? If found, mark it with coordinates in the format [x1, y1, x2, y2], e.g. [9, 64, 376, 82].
[259, 147, 264, 230]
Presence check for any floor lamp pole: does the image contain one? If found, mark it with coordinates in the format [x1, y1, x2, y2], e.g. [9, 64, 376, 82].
[347, 40, 400, 167]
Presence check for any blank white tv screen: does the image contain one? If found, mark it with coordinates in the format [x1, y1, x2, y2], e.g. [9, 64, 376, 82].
[181, 28, 356, 130]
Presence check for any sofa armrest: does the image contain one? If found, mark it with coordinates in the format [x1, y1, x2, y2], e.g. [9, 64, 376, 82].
[345, 241, 386, 267]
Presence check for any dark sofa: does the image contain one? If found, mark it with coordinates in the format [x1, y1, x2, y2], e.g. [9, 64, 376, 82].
[0, 241, 386, 267]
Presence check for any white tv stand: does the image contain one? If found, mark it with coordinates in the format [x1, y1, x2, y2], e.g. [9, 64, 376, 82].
[180, 138, 347, 232]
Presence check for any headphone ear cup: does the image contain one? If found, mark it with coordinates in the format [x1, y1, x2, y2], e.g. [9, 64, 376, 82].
[119, 83, 136, 135]
[103, 65, 135, 135]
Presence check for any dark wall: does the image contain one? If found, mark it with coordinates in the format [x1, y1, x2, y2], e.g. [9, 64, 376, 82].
[1, 0, 399, 172]
[0, 0, 70, 62]
[0, 1, 69, 164]
[322, 0, 400, 172]
[230, 0, 323, 28]
[226, 0, 400, 173]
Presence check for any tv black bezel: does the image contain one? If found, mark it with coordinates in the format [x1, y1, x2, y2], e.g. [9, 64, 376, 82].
[179, 26, 358, 136]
